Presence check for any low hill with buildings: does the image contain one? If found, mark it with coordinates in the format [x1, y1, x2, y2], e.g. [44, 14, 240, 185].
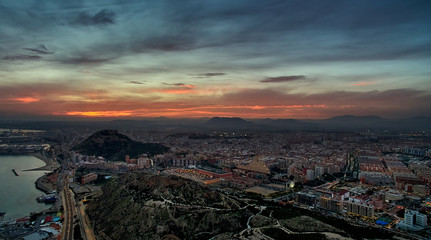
[86, 173, 252, 240]
[72, 129, 169, 161]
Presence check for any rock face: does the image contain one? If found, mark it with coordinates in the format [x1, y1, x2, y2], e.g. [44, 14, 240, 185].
[72, 129, 169, 161]
[86, 174, 251, 240]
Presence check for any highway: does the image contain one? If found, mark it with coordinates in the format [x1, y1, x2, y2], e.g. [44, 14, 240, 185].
[62, 178, 75, 240]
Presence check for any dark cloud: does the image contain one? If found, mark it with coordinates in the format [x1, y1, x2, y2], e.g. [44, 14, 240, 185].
[23, 44, 54, 55]
[59, 56, 117, 65]
[197, 73, 226, 77]
[2, 54, 41, 61]
[260, 75, 306, 83]
[163, 83, 184, 86]
[15, 0, 425, 67]
[126, 81, 145, 85]
[72, 9, 116, 26]
[163, 83, 196, 88]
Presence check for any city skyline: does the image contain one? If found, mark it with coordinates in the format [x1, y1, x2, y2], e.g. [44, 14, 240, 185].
[1, 0, 431, 120]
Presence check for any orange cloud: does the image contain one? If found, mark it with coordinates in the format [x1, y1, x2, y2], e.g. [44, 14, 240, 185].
[10, 97, 40, 103]
[51, 104, 331, 119]
[352, 82, 374, 86]
[61, 111, 133, 117]
[157, 88, 195, 94]
[178, 84, 196, 88]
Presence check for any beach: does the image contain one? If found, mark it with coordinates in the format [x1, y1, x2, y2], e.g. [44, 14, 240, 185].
[26, 152, 60, 172]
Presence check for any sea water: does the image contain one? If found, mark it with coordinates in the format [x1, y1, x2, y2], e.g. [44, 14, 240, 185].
[0, 155, 51, 220]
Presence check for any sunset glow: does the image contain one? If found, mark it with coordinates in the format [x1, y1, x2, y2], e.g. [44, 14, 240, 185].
[61, 111, 134, 117]
[0, 1, 430, 120]
[10, 97, 40, 104]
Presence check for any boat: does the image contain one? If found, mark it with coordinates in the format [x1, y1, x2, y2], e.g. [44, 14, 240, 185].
[44, 196, 57, 203]
[37, 193, 56, 203]
[12, 169, 19, 176]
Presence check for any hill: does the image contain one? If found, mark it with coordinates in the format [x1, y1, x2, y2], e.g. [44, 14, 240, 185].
[72, 129, 169, 161]
[86, 173, 252, 240]
[206, 117, 254, 129]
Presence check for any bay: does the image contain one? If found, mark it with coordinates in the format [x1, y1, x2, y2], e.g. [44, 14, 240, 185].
[0, 155, 51, 221]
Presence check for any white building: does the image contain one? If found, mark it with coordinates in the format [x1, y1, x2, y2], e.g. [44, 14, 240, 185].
[397, 209, 428, 231]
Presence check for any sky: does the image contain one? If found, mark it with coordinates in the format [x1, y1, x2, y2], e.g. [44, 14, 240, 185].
[1, 0, 431, 120]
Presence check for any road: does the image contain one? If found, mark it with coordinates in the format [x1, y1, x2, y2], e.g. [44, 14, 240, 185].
[62, 178, 75, 240]
[78, 199, 96, 240]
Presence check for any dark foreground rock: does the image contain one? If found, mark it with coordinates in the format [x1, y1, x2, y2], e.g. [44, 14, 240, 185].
[86, 173, 252, 240]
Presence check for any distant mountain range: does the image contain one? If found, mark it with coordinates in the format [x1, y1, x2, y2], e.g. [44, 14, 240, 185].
[72, 129, 169, 161]
[0, 115, 429, 131]
[204, 115, 431, 130]
[313, 115, 430, 130]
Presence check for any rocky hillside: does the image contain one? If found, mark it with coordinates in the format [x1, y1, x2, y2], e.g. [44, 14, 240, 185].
[72, 129, 169, 161]
[86, 174, 252, 240]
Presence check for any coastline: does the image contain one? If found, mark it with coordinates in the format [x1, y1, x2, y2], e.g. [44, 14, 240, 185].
[28, 152, 60, 194]
[25, 152, 60, 171]
[0, 154, 57, 222]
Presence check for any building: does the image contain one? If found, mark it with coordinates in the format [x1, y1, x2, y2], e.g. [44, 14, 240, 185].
[81, 173, 98, 185]
[306, 169, 315, 181]
[197, 166, 232, 179]
[345, 200, 374, 218]
[296, 192, 317, 207]
[315, 166, 325, 178]
[237, 156, 271, 175]
[397, 209, 428, 231]
[173, 158, 196, 167]
[137, 157, 151, 168]
[319, 196, 341, 212]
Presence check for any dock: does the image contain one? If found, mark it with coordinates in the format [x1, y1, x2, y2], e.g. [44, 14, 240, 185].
[12, 169, 19, 176]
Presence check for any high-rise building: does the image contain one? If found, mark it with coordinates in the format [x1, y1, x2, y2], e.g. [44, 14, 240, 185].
[319, 196, 341, 212]
[345, 201, 374, 218]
